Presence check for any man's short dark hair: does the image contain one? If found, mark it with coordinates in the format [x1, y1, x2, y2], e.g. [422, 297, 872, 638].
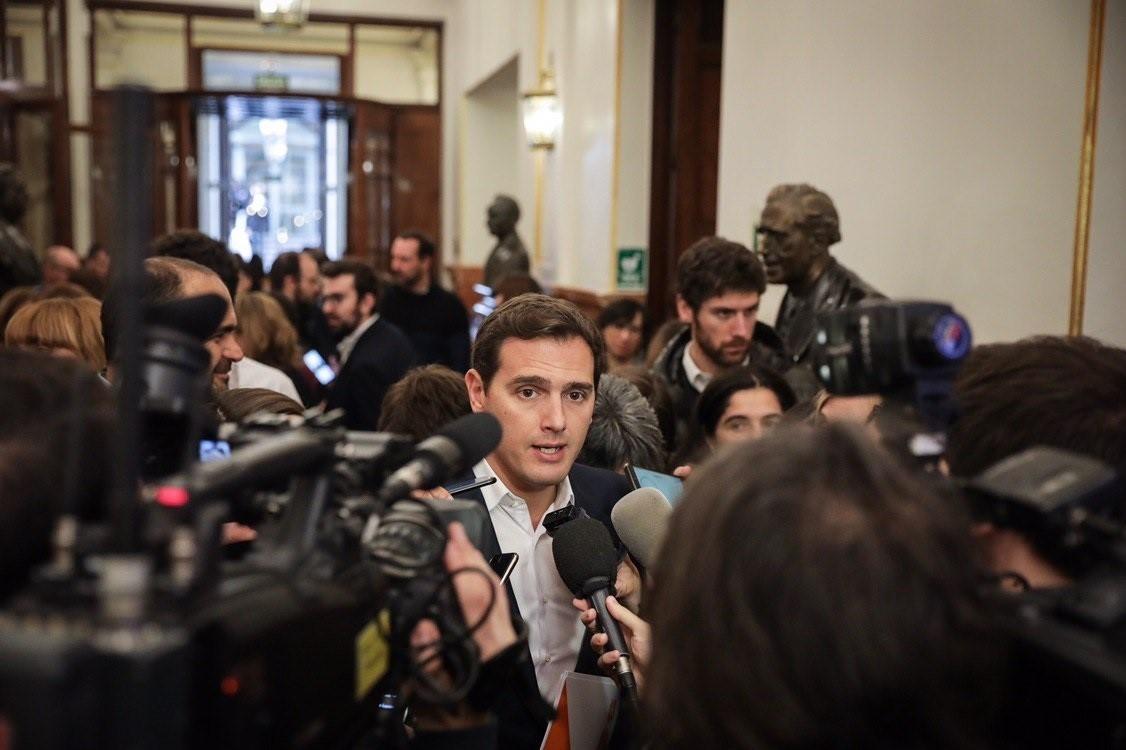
[472, 293, 604, 390]
[321, 259, 379, 305]
[100, 256, 189, 361]
[397, 231, 436, 260]
[269, 251, 301, 291]
[676, 236, 766, 310]
[378, 364, 472, 442]
[947, 336, 1126, 483]
[647, 423, 999, 749]
[151, 230, 239, 301]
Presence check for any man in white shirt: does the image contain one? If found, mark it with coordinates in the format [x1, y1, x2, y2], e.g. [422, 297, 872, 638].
[458, 293, 630, 749]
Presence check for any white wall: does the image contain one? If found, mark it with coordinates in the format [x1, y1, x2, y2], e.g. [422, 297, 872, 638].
[459, 56, 522, 266]
[1085, 1, 1126, 348]
[615, 0, 655, 258]
[716, 1, 1113, 345]
[453, 0, 651, 293]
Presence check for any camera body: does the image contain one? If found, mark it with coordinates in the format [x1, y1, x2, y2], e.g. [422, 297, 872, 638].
[0, 412, 492, 749]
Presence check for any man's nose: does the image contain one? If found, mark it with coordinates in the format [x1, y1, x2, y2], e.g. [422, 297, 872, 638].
[731, 314, 752, 339]
[541, 397, 566, 433]
[223, 335, 244, 363]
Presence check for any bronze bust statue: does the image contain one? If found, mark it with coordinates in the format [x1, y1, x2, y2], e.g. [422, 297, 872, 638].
[756, 184, 883, 365]
[483, 194, 530, 289]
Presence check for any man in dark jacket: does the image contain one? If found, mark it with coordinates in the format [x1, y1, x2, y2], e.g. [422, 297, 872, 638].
[756, 183, 884, 366]
[321, 259, 416, 430]
[379, 231, 471, 372]
[454, 294, 631, 749]
[650, 237, 812, 452]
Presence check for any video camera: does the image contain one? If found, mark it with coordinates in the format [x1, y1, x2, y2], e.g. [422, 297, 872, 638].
[810, 300, 1126, 745]
[0, 86, 505, 749]
[0, 401, 502, 749]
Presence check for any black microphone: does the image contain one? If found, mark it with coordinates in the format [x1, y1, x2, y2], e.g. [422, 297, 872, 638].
[377, 412, 502, 504]
[611, 487, 672, 569]
[552, 517, 640, 709]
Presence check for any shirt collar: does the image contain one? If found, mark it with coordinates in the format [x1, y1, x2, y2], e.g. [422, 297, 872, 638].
[336, 313, 379, 365]
[473, 458, 575, 515]
[682, 342, 713, 393]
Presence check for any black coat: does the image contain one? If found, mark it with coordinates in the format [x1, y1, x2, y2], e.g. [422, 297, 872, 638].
[451, 463, 630, 750]
[324, 317, 416, 431]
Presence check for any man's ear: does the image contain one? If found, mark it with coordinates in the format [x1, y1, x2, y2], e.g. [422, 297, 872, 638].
[465, 369, 487, 412]
[675, 295, 694, 324]
[283, 275, 297, 298]
[361, 292, 377, 317]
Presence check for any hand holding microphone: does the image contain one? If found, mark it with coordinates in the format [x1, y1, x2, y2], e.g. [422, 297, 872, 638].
[552, 517, 642, 712]
[572, 595, 651, 691]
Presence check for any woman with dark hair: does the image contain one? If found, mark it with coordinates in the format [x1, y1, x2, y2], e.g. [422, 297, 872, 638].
[579, 424, 1000, 750]
[597, 298, 647, 373]
[692, 363, 795, 452]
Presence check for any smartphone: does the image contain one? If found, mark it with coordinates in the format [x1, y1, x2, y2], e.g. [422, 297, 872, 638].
[624, 463, 684, 505]
[489, 552, 519, 585]
[199, 439, 231, 463]
[444, 475, 497, 496]
[303, 349, 336, 385]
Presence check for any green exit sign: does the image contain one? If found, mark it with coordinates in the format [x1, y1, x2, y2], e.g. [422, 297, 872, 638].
[616, 247, 647, 291]
[254, 73, 289, 91]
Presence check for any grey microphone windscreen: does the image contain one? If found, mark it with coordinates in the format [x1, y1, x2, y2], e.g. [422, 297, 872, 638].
[611, 487, 672, 569]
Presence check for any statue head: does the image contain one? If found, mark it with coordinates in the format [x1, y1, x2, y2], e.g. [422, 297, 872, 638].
[756, 184, 840, 287]
[486, 195, 521, 239]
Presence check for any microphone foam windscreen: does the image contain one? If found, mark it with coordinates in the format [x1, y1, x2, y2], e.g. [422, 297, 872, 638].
[436, 412, 503, 468]
[611, 488, 672, 569]
[146, 294, 227, 343]
[552, 517, 619, 596]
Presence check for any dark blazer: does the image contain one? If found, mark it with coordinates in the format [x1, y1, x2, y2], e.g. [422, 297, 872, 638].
[452, 462, 630, 750]
[325, 317, 416, 431]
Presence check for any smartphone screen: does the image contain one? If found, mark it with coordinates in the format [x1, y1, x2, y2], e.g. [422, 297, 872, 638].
[627, 465, 684, 505]
[303, 349, 336, 385]
[199, 439, 231, 463]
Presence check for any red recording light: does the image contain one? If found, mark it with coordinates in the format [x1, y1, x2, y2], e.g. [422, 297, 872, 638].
[155, 486, 190, 508]
[220, 675, 240, 697]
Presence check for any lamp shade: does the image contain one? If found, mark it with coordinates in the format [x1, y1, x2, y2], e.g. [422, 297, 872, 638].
[522, 70, 561, 149]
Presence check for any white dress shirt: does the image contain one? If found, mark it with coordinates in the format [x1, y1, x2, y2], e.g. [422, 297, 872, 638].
[336, 313, 378, 367]
[228, 356, 301, 403]
[474, 458, 586, 702]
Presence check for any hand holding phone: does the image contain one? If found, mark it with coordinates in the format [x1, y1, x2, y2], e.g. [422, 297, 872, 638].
[624, 463, 684, 505]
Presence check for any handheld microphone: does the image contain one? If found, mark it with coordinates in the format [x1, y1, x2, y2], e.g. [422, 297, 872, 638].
[610, 487, 672, 569]
[552, 517, 640, 709]
[377, 412, 502, 504]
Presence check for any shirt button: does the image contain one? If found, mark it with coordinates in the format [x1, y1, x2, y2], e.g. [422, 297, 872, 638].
[544, 656, 552, 663]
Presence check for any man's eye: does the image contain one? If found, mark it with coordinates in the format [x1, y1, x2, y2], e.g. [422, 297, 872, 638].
[567, 390, 587, 402]
[517, 388, 537, 399]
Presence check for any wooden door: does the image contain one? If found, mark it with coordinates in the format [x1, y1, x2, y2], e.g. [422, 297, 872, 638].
[348, 100, 394, 266]
[391, 105, 441, 267]
[647, 0, 725, 321]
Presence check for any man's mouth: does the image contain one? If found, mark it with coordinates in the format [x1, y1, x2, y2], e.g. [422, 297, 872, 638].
[533, 444, 565, 457]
